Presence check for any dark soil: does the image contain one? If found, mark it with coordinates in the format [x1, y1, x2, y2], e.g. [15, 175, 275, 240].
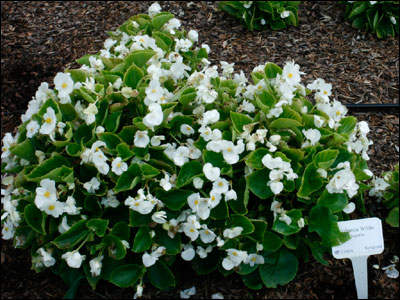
[1, 1, 399, 299]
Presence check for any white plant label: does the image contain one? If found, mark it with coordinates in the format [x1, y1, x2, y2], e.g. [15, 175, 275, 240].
[332, 217, 384, 300]
[332, 217, 384, 259]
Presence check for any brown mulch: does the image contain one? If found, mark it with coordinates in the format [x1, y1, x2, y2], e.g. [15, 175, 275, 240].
[1, 1, 399, 299]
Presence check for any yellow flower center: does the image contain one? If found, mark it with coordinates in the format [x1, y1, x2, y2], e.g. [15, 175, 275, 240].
[251, 257, 256, 262]
[45, 117, 52, 124]
[190, 228, 195, 233]
[227, 148, 232, 152]
[4, 226, 9, 231]
[257, 85, 262, 90]
[44, 191, 51, 198]
[135, 202, 140, 206]
[194, 200, 199, 205]
[61, 83, 68, 89]
[336, 111, 341, 115]
[323, 90, 328, 95]
[152, 89, 156, 93]
[117, 163, 121, 167]
[288, 73, 293, 78]
[48, 205, 55, 211]
[186, 126, 191, 131]
[205, 230, 209, 235]
[218, 182, 223, 187]
[96, 147, 100, 152]
[161, 96, 165, 100]
[233, 252, 237, 256]
[211, 196, 215, 201]
[140, 38, 145, 43]
[2, 147, 8, 152]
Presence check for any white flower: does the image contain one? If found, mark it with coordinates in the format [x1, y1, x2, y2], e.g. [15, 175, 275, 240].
[212, 178, 229, 195]
[134, 283, 144, 299]
[37, 248, 56, 268]
[101, 190, 120, 208]
[196, 245, 213, 258]
[223, 227, 243, 239]
[150, 135, 165, 146]
[225, 189, 237, 201]
[58, 215, 71, 233]
[246, 254, 264, 267]
[54, 72, 74, 98]
[143, 103, 164, 130]
[326, 163, 359, 198]
[163, 18, 181, 34]
[279, 213, 292, 225]
[35, 179, 57, 209]
[183, 215, 201, 241]
[390, 16, 397, 25]
[280, 10, 290, 18]
[152, 211, 167, 224]
[134, 130, 150, 148]
[173, 146, 190, 166]
[145, 80, 164, 105]
[343, 202, 356, 214]
[2, 219, 14, 240]
[26, 120, 40, 138]
[148, 2, 162, 17]
[62, 251, 86, 268]
[180, 124, 195, 135]
[111, 157, 128, 175]
[64, 196, 81, 215]
[219, 140, 244, 164]
[193, 177, 204, 189]
[160, 173, 172, 191]
[197, 84, 218, 104]
[282, 61, 303, 85]
[83, 102, 98, 125]
[142, 246, 166, 267]
[83, 177, 101, 194]
[298, 218, 305, 228]
[89, 255, 104, 277]
[222, 249, 248, 270]
[314, 115, 325, 128]
[268, 181, 284, 195]
[203, 163, 221, 182]
[39, 107, 57, 135]
[211, 292, 224, 299]
[180, 286, 196, 299]
[1, 133, 16, 159]
[188, 30, 199, 42]
[382, 264, 399, 279]
[199, 226, 217, 244]
[181, 245, 196, 261]
[302, 129, 321, 148]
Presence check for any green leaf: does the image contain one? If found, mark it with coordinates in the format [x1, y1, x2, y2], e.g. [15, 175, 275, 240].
[228, 215, 255, 235]
[87, 219, 109, 237]
[210, 199, 229, 220]
[10, 139, 36, 161]
[247, 168, 274, 199]
[272, 209, 302, 236]
[283, 234, 300, 250]
[259, 248, 298, 288]
[249, 219, 267, 243]
[102, 234, 127, 260]
[245, 148, 269, 169]
[73, 123, 95, 145]
[308, 205, 351, 247]
[98, 132, 123, 150]
[111, 221, 130, 241]
[317, 190, 348, 213]
[129, 210, 153, 227]
[310, 242, 330, 265]
[297, 163, 324, 198]
[66, 69, 87, 82]
[262, 231, 283, 252]
[154, 227, 181, 255]
[270, 118, 302, 129]
[52, 220, 89, 249]
[313, 149, 339, 169]
[123, 64, 144, 89]
[386, 207, 399, 227]
[255, 90, 277, 112]
[230, 111, 253, 133]
[264, 63, 282, 79]
[124, 50, 156, 68]
[175, 161, 203, 188]
[26, 156, 71, 182]
[114, 163, 141, 193]
[66, 143, 81, 157]
[338, 116, 357, 134]
[203, 150, 232, 175]
[191, 249, 220, 275]
[242, 271, 263, 290]
[141, 163, 161, 179]
[132, 226, 153, 253]
[105, 111, 122, 133]
[271, 19, 286, 30]
[348, 2, 367, 19]
[156, 189, 192, 211]
[24, 204, 46, 234]
[110, 264, 143, 288]
[116, 143, 134, 161]
[179, 87, 197, 106]
[147, 261, 175, 290]
[151, 12, 174, 30]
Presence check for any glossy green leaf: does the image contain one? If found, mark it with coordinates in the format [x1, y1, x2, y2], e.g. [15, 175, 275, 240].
[10, 139, 36, 161]
[24, 204, 46, 235]
[114, 163, 141, 193]
[110, 264, 143, 288]
[317, 189, 348, 213]
[132, 226, 153, 253]
[245, 148, 269, 169]
[156, 189, 192, 211]
[87, 219, 109, 237]
[102, 234, 127, 260]
[147, 261, 175, 290]
[308, 205, 351, 247]
[313, 149, 339, 169]
[52, 220, 89, 249]
[230, 111, 253, 133]
[272, 209, 302, 236]
[297, 163, 324, 198]
[247, 168, 274, 199]
[263, 231, 283, 252]
[124, 64, 143, 89]
[175, 161, 203, 188]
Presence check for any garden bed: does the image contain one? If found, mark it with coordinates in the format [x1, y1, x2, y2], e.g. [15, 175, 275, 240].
[1, 1, 399, 299]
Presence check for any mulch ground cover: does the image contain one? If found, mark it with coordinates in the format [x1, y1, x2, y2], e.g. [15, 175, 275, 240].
[1, 1, 399, 299]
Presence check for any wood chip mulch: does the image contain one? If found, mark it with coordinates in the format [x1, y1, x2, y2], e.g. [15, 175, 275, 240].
[1, 1, 399, 299]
